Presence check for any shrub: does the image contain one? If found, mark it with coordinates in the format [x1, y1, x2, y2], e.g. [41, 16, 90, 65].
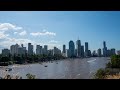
[26, 73, 36, 79]
[106, 62, 111, 68]
[94, 68, 110, 79]
[106, 55, 120, 68]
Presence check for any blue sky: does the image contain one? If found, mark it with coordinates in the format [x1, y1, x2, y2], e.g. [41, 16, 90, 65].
[0, 11, 120, 53]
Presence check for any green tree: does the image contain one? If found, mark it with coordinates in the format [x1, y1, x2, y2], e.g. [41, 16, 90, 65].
[0, 56, 10, 62]
[94, 68, 110, 79]
[110, 55, 120, 68]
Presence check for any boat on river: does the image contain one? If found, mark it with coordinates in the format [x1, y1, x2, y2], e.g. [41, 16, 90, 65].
[44, 65, 48, 67]
[5, 68, 12, 71]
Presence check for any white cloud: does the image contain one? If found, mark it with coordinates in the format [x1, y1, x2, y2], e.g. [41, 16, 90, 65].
[0, 23, 22, 31]
[0, 31, 9, 39]
[19, 30, 27, 36]
[30, 30, 56, 36]
[14, 32, 18, 34]
[49, 40, 58, 43]
[0, 36, 62, 52]
[0, 24, 60, 51]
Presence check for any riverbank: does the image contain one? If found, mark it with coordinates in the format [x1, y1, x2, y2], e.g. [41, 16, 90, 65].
[0, 57, 90, 67]
[0, 59, 66, 68]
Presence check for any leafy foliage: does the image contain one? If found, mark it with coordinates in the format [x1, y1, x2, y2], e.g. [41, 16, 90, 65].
[0, 54, 66, 66]
[107, 55, 120, 68]
[94, 68, 110, 79]
[26, 73, 36, 79]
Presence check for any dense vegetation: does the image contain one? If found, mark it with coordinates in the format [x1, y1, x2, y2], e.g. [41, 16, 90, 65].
[0, 54, 66, 65]
[95, 55, 120, 79]
[94, 68, 110, 79]
[106, 55, 120, 68]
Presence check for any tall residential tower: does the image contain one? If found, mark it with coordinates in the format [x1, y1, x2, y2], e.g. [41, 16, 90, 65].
[69, 40, 75, 57]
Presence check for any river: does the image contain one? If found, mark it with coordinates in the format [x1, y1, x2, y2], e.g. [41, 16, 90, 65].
[0, 57, 110, 79]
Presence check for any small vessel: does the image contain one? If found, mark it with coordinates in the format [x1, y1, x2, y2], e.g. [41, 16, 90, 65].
[6, 68, 12, 71]
[44, 65, 48, 67]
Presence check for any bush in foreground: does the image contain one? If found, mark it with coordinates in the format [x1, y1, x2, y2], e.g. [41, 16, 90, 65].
[94, 68, 110, 79]
[26, 73, 36, 79]
[0, 73, 36, 79]
[107, 55, 120, 68]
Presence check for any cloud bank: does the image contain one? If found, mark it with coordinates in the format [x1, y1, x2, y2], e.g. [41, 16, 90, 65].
[19, 30, 27, 36]
[0, 23, 22, 31]
[0, 23, 59, 52]
[30, 30, 56, 36]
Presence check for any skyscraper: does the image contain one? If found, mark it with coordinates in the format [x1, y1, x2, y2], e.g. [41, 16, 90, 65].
[53, 46, 61, 55]
[103, 41, 107, 57]
[2, 49, 10, 56]
[85, 42, 88, 57]
[53, 47, 57, 55]
[18, 47, 24, 56]
[81, 45, 84, 57]
[97, 48, 101, 57]
[69, 40, 75, 57]
[66, 49, 70, 57]
[107, 49, 111, 57]
[18, 44, 26, 56]
[10, 45, 15, 56]
[36, 45, 40, 55]
[62, 44, 66, 57]
[92, 50, 96, 56]
[10, 44, 19, 56]
[28, 43, 33, 55]
[76, 40, 81, 57]
[103, 41, 106, 48]
[63, 45, 66, 53]
[44, 45, 48, 55]
[88, 50, 91, 57]
[111, 48, 116, 56]
[75, 49, 77, 57]
[14, 44, 19, 55]
[40, 46, 42, 54]
[23, 47, 26, 55]
[48, 49, 53, 56]
[21, 44, 23, 47]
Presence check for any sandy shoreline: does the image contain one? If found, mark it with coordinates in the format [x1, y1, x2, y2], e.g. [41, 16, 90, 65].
[106, 74, 120, 79]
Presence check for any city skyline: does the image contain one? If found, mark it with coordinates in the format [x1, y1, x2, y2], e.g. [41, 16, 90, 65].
[0, 11, 120, 53]
[1, 40, 116, 58]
